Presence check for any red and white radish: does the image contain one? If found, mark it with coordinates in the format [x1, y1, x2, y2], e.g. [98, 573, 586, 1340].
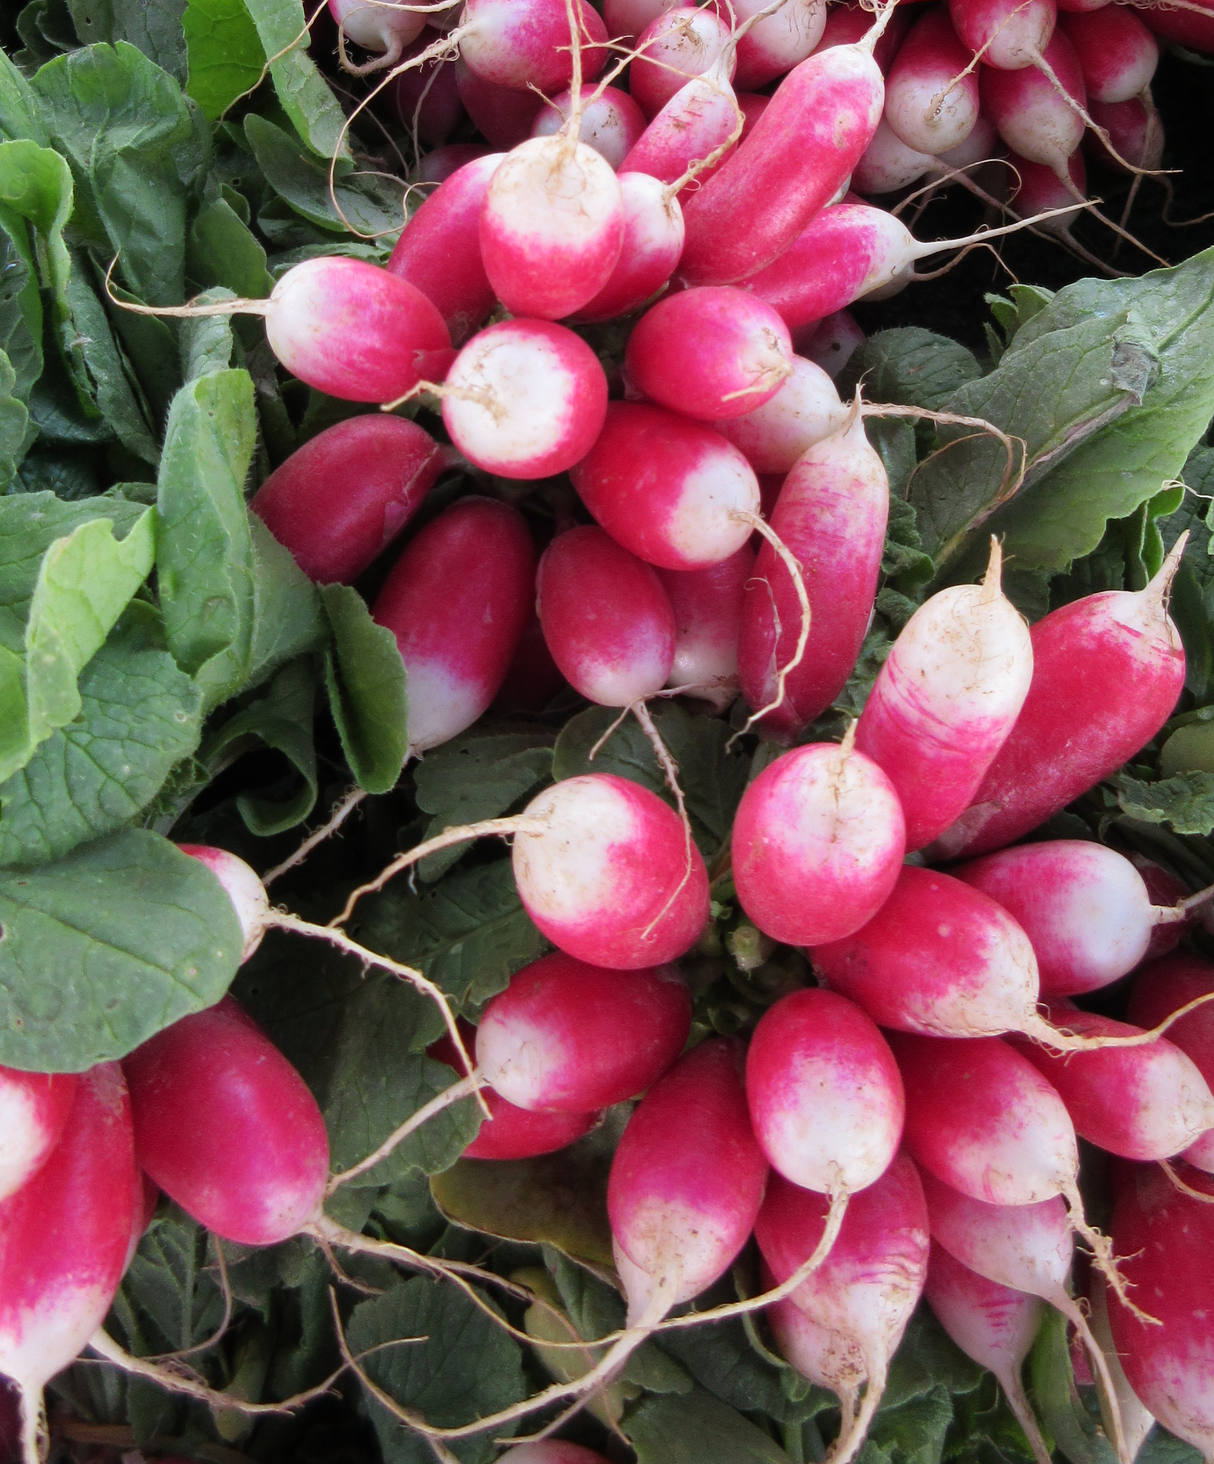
[1059, 8, 1158, 103]
[571, 172, 685, 322]
[392, 39, 464, 147]
[1130, 954, 1214, 1174]
[713, 355, 846, 472]
[629, 6, 736, 119]
[505, 1446, 611, 1464]
[618, 58, 740, 188]
[531, 85, 647, 168]
[948, 0, 1056, 69]
[813, 2, 913, 74]
[0, 1070, 77, 1205]
[603, 0, 673, 41]
[884, 6, 981, 156]
[797, 308, 866, 378]
[980, 31, 1087, 179]
[1136, 0, 1214, 54]
[656, 545, 754, 707]
[854, 117, 935, 194]
[732, 0, 828, 89]
[178, 843, 270, 961]
[1087, 94, 1164, 174]
[413, 141, 491, 185]
[454, 59, 544, 147]
[458, 0, 608, 93]
[329, 0, 425, 66]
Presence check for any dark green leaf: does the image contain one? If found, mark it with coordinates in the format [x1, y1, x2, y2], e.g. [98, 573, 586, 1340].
[320, 582, 407, 795]
[187, 186, 275, 297]
[1160, 447, 1214, 705]
[183, 0, 265, 121]
[247, 513, 327, 684]
[841, 328, 983, 412]
[179, 289, 235, 380]
[242, 0, 350, 160]
[117, 1206, 227, 1356]
[67, 0, 189, 79]
[859, 1386, 955, 1464]
[0, 49, 50, 145]
[626, 1388, 794, 1464]
[1112, 771, 1214, 835]
[0, 352, 30, 487]
[1030, 1307, 1118, 1464]
[986, 285, 1055, 350]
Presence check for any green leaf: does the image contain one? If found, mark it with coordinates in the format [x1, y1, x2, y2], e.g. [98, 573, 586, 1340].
[183, 0, 265, 121]
[1160, 448, 1214, 705]
[0, 828, 242, 1071]
[0, 49, 50, 146]
[1112, 771, 1214, 835]
[626, 1389, 794, 1464]
[858, 1387, 955, 1464]
[346, 1276, 527, 1464]
[320, 582, 407, 795]
[0, 138, 74, 401]
[1030, 1307, 1119, 1464]
[242, 0, 350, 159]
[841, 327, 983, 412]
[118, 1207, 227, 1356]
[155, 369, 257, 711]
[0, 489, 148, 614]
[179, 289, 235, 380]
[0, 351, 29, 487]
[0, 603, 204, 867]
[247, 513, 327, 687]
[67, 0, 189, 80]
[187, 186, 275, 297]
[987, 284, 1055, 350]
[1160, 719, 1214, 776]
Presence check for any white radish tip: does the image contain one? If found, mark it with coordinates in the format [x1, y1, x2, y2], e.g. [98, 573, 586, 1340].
[838, 720, 858, 759]
[178, 844, 270, 963]
[1145, 531, 1188, 606]
[980, 535, 1004, 601]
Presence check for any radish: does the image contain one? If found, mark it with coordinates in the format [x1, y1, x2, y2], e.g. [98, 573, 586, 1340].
[1058, 0, 1109, 10]
[854, 539, 1033, 851]
[624, 287, 794, 420]
[953, 841, 1186, 997]
[1087, 94, 1164, 174]
[979, 31, 1087, 181]
[328, 0, 426, 68]
[746, 987, 905, 1194]
[713, 355, 846, 473]
[618, 57, 741, 188]
[249, 415, 443, 584]
[571, 172, 686, 322]
[656, 544, 754, 708]
[925, 1244, 1050, 1464]
[475, 953, 691, 1111]
[454, 59, 545, 147]
[854, 117, 934, 193]
[1133, 856, 1192, 960]
[814, 2, 913, 73]
[458, 0, 609, 93]
[493, 612, 568, 713]
[569, 403, 760, 570]
[441, 320, 608, 478]
[948, 0, 1056, 69]
[387, 151, 503, 343]
[755, 1154, 929, 1464]
[797, 308, 866, 378]
[0, 1063, 135, 1464]
[933, 540, 1187, 859]
[0, 1070, 77, 1205]
[536, 526, 677, 706]
[372, 497, 536, 754]
[731, 0, 828, 89]
[1107, 1161, 1214, 1460]
[1129, 954, 1214, 1174]
[392, 38, 464, 147]
[123, 996, 328, 1246]
[413, 141, 492, 185]
[602, 0, 673, 41]
[1004, 148, 1119, 275]
[531, 84, 647, 168]
[479, 136, 625, 319]
[736, 409, 888, 741]
[629, 6, 736, 120]
[513, 774, 710, 969]
[731, 734, 906, 947]
[1059, 8, 1159, 103]
[1088, 1272, 1157, 1464]
[1136, 0, 1214, 57]
[608, 1037, 769, 1323]
[505, 1446, 611, 1463]
[178, 844, 271, 961]
[884, 6, 981, 156]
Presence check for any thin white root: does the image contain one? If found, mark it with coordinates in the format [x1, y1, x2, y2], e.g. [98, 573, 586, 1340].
[632, 699, 696, 939]
[263, 787, 368, 887]
[1025, 989, 1214, 1052]
[727, 511, 812, 743]
[1057, 1293, 1132, 1464]
[1160, 1159, 1214, 1204]
[1061, 1180, 1158, 1328]
[17, 1383, 44, 1464]
[998, 1365, 1053, 1464]
[827, 1362, 886, 1464]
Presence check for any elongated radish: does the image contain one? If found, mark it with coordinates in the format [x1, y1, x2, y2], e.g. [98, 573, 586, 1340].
[475, 953, 691, 1111]
[0, 1070, 77, 1205]
[618, 58, 740, 187]
[441, 320, 608, 478]
[537, 526, 677, 705]
[454, 59, 544, 146]
[980, 31, 1087, 176]
[732, 0, 827, 88]
[737, 409, 888, 741]
[625, 287, 793, 420]
[480, 138, 624, 319]
[855, 539, 1032, 851]
[797, 308, 865, 378]
[1059, 8, 1158, 102]
[747, 987, 905, 1194]
[755, 1154, 929, 1464]
[329, 0, 425, 66]
[387, 152, 503, 343]
[1087, 94, 1164, 174]
[603, 0, 674, 41]
[629, 6, 736, 119]
[884, 7, 981, 156]
[814, 3, 913, 74]
[1136, 0, 1214, 57]
[0, 1063, 135, 1464]
[933, 542, 1187, 858]
[123, 997, 329, 1246]
[765, 1279, 868, 1430]
[178, 844, 271, 961]
[570, 403, 760, 569]
[571, 172, 686, 322]
[414, 141, 492, 185]
[678, 41, 886, 284]
[949, 0, 1056, 69]
[531, 85, 647, 168]
[609, 1038, 768, 1323]
[713, 355, 846, 472]
[372, 497, 536, 753]
[392, 39, 464, 146]
[732, 736, 906, 946]
[458, 0, 608, 92]
[925, 1244, 1050, 1464]
[513, 774, 710, 969]
[656, 545, 754, 707]
[854, 117, 934, 194]
[249, 415, 443, 584]
[1129, 954, 1214, 1174]
[954, 841, 1184, 997]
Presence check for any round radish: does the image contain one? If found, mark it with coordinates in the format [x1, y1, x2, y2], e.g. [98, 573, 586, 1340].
[603, 0, 675, 40]
[797, 308, 866, 379]
[949, 0, 1056, 69]
[1087, 94, 1164, 173]
[413, 142, 492, 185]
[392, 38, 464, 147]
[513, 774, 710, 970]
[458, 0, 609, 93]
[854, 116, 935, 194]
[732, 0, 827, 89]
[571, 172, 685, 322]
[454, 59, 545, 147]
[813, 3, 913, 73]
[1129, 954, 1214, 1174]
[884, 6, 981, 156]
[531, 85, 647, 168]
[712, 355, 846, 473]
[178, 843, 270, 961]
[328, 0, 425, 62]
[629, 6, 736, 119]
[980, 31, 1087, 176]
[1059, 8, 1158, 103]
[0, 1070, 77, 1205]
[505, 1446, 611, 1464]
[656, 545, 754, 708]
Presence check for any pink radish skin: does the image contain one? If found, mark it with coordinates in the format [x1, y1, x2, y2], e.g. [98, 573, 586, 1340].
[571, 172, 685, 322]
[855, 543, 1033, 851]
[1088, 1273, 1158, 1463]
[925, 1244, 1050, 1464]
[458, 0, 608, 93]
[732, 740, 906, 947]
[480, 138, 624, 319]
[1134, 857, 1191, 959]
[0, 1063, 135, 1463]
[678, 43, 885, 285]
[537, 527, 677, 706]
[618, 59, 741, 188]
[602, 0, 675, 41]
[1129, 954, 1214, 1173]
[1087, 95, 1164, 173]
[328, 0, 425, 59]
[178, 844, 270, 961]
[264, 258, 453, 403]
[492, 613, 566, 715]
[531, 85, 647, 169]
[629, 7, 736, 120]
[1059, 9, 1158, 103]
[570, 403, 760, 570]
[0, 1070, 77, 1205]
[885, 7, 981, 156]
[797, 308, 865, 379]
[933, 546, 1187, 859]
[608, 1038, 769, 1322]
[513, 774, 710, 970]
[656, 545, 754, 708]
[441, 320, 608, 478]
[454, 61, 544, 147]
[504, 1446, 611, 1464]
[625, 287, 794, 421]
[1009, 999, 1214, 1162]
[980, 32, 1087, 173]
[714, 355, 846, 473]
[814, 4, 913, 73]
[949, 0, 1056, 69]
[746, 988, 905, 1194]
[249, 416, 443, 584]
[1138, 0, 1214, 57]
[737, 410, 888, 741]
[732, 0, 828, 89]
[123, 997, 328, 1246]
[475, 953, 691, 1112]
[392, 40, 464, 147]
[387, 152, 503, 343]
[854, 117, 934, 193]
[1009, 147, 1086, 223]
[954, 841, 1179, 997]
[414, 143, 491, 186]
[755, 1155, 929, 1464]
[1108, 1162, 1214, 1460]
[372, 498, 535, 753]
[1058, 0, 1109, 10]
[765, 1277, 866, 1418]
